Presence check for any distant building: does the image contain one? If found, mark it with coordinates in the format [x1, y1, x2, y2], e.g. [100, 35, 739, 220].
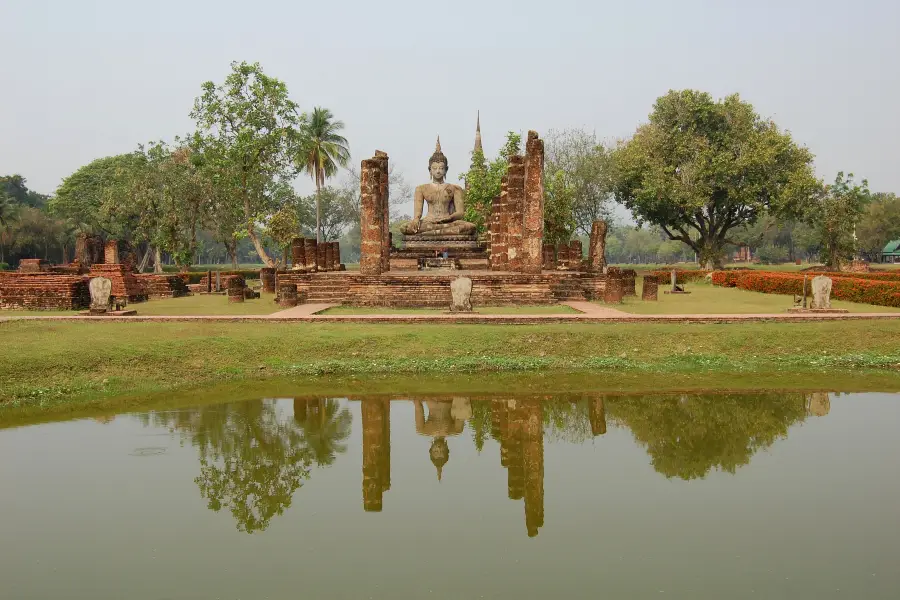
[732, 244, 752, 262]
[882, 240, 900, 263]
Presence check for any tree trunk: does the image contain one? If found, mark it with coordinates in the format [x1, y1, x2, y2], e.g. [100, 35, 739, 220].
[316, 175, 322, 244]
[154, 247, 164, 273]
[138, 245, 151, 272]
[243, 193, 275, 267]
[227, 239, 238, 270]
[697, 239, 726, 270]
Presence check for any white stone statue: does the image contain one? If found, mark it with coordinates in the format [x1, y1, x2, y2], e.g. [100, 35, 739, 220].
[811, 275, 833, 309]
[89, 277, 112, 312]
[449, 277, 473, 312]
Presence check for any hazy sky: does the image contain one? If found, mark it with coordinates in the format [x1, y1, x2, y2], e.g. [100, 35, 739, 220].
[2, 0, 898, 218]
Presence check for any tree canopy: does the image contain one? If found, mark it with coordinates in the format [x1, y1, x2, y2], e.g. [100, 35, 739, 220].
[613, 90, 820, 268]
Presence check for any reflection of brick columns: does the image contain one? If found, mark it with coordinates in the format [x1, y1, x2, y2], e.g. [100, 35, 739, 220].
[104, 240, 119, 265]
[303, 239, 318, 272]
[589, 396, 607, 436]
[506, 399, 525, 501]
[522, 399, 544, 538]
[588, 220, 608, 273]
[374, 151, 391, 272]
[522, 132, 545, 274]
[360, 158, 385, 275]
[807, 392, 831, 417]
[362, 399, 391, 512]
[492, 400, 510, 467]
[506, 157, 525, 272]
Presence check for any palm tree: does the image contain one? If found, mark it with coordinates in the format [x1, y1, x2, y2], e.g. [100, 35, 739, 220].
[299, 107, 351, 243]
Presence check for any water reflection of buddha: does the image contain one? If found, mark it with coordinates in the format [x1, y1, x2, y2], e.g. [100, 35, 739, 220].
[414, 398, 471, 480]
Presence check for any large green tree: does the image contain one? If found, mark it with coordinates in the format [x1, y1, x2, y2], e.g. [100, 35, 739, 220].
[543, 129, 615, 235]
[191, 61, 306, 267]
[613, 90, 819, 268]
[298, 107, 351, 243]
[816, 172, 871, 269]
[459, 131, 521, 234]
[856, 192, 900, 261]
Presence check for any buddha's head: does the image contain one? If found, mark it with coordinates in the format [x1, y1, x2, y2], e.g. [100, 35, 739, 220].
[429, 437, 449, 481]
[429, 136, 448, 183]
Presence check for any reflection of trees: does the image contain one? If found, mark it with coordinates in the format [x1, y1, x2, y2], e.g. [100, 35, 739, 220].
[607, 393, 810, 480]
[138, 400, 337, 533]
[293, 398, 352, 467]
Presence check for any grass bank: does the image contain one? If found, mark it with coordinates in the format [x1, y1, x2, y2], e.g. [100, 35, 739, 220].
[2, 320, 900, 418]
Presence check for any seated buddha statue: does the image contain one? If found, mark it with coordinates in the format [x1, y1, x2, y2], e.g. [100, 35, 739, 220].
[399, 137, 477, 238]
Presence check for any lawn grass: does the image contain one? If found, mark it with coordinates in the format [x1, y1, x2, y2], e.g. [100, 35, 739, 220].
[0, 292, 281, 317]
[2, 319, 900, 417]
[320, 304, 580, 315]
[613, 280, 900, 314]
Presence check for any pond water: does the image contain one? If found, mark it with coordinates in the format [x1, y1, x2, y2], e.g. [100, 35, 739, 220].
[1, 392, 899, 599]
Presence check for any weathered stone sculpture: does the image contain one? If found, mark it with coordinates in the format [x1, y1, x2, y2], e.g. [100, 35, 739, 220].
[88, 277, 112, 313]
[811, 275, 833, 309]
[400, 138, 476, 237]
[449, 276, 473, 312]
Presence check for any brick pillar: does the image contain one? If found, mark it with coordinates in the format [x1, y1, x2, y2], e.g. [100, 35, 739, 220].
[206, 270, 212, 293]
[360, 158, 385, 276]
[291, 238, 305, 269]
[330, 241, 341, 270]
[317, 243, 328, 272]
[642, 275, 659, 301]
[544, 244, 556, 271]
[522, 131, 545, 274]
[490, 183, 508, 271]
[260, 268, 276, 293]
[303, 239, 317, 272]
[588, 220, 608, 273]
[374, 151, 390, 272]
[569, 239, 583, 270]
[506, 157, 525, 272]
[104, 240, 119, 265]
[324, 242, 334, 273]
[362, 399, 390, 512]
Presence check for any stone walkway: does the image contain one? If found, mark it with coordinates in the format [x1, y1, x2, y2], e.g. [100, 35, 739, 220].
[3, 301, 900, 324]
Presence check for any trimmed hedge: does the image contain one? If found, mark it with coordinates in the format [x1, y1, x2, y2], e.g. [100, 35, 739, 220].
[650, 269, 712, 283]
[711, 271, 900, 308]
[804, 271, 900, 282]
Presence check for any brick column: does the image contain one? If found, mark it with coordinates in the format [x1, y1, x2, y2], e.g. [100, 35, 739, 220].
[303, 239, 317, 272]
[642, 275, 659, 301]
[569, 239, 583, 270]
[374, 151, 390, 272]
[588, 220, 608, 273]
[291, 238, 305, 269]
[506, 156, 525, 272]
[360, 158, 385, 276]
[330, 241, 341, 270]
[324, 242, 334, 272]
[522, 131, 545, 274]
[104, 240, 119, 265]
[490, 183, 508, 271]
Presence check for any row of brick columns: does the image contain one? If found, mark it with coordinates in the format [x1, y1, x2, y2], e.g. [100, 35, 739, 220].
[359, 151, 391, 276]
[289, 238, 342, 272]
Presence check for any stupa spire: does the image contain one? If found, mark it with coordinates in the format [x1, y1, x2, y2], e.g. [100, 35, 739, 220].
[473, 111, 483, 153]
[435, 135, 442, 153]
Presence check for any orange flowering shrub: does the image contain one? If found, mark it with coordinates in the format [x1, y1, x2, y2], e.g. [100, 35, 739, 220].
[711, 271, 900, 307]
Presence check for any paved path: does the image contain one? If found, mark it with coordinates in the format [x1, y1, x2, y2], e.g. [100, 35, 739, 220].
[3, 301, 900, 324]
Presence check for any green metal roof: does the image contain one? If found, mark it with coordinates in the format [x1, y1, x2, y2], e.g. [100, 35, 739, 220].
[883, 239, 900, 255]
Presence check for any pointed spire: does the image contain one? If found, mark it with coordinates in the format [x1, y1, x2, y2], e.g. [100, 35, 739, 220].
[435, 135, 442, 153]
[473, 111, 483, 153]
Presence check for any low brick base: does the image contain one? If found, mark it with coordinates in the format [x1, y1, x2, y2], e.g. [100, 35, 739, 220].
[134, 274, 191, 299]
[0, 273, 91, 310]
[276, 271, 607, 307]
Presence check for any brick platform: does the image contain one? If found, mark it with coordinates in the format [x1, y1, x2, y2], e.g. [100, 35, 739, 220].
[0, 273, 91, 310]
[276, 270, 607, 307]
